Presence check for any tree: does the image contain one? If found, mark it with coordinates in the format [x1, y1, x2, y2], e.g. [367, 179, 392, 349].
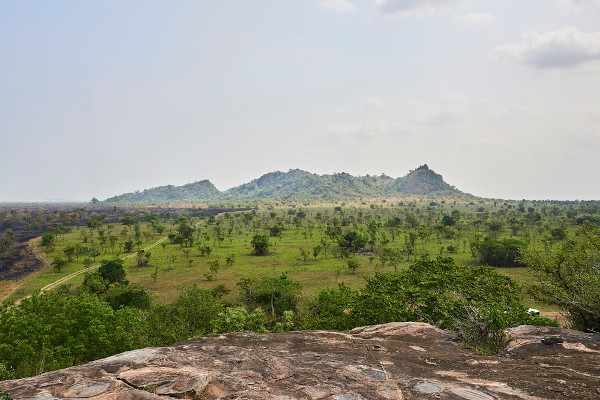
[250, 234, 270, 255]
[471, 237, 527, 267]
[337, 231, 369, 252]
[350, 257, 556, 353]
[237, 273, 302, 317]
[525, 226, 600, 332]
[347, 256, 360, 274]
[441, 215, 456, 226]
[0, 229, 14, 251]
[98, 259, 127, 285]
[51, 256, 68, 273]
[41, 232, 55, 248]
[0, 291, 148, 379]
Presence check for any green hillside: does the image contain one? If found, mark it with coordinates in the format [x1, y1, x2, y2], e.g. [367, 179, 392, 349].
[102, 165, 467, 204]
[105, 180, 220, 203]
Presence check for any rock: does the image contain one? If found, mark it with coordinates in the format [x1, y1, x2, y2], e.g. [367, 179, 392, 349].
[542, 335, 564, 345]
[2, 322, 600, 399]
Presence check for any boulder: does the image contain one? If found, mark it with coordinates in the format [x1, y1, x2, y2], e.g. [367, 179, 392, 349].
[2, 323, 599, 399]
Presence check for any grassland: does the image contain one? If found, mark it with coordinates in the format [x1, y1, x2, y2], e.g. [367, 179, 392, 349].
[9, 197, 592, 312]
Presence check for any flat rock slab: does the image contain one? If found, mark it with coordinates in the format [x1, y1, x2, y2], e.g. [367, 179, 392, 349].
[2, 322, 600, 399]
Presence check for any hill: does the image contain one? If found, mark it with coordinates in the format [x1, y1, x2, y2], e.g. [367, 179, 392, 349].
[105, 180, 221, 203]
[103, 165, 467, 204]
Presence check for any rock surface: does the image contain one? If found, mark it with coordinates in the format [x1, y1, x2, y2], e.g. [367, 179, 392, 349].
[2, 322, 599, 399]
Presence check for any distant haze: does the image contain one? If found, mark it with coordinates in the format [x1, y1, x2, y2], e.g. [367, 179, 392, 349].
[1, 1, 599, 202]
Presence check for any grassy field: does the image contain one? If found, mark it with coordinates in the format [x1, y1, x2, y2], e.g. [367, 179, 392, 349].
[8, 199, 582, 311]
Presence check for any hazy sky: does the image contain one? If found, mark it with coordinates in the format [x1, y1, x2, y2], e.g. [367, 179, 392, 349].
[1, 0, 600, 202]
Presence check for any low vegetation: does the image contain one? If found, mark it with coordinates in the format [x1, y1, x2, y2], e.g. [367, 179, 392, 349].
[1, 196, 600, 382]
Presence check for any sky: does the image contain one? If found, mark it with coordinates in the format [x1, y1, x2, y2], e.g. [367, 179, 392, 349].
[1, 0, 600, 202]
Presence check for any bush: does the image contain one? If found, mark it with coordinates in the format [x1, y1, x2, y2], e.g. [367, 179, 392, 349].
[250, 234, 270, 255]
[237, 273, 302, 318]
[0, 291, 148, 378]
[0, 388, 13, 400]
[453, 306, 511, 355]
[212, 307, 268, 334]
[337, 231, 369, 252]
[98, 259, 127, 285]
[303, 283, 357, 330]
[305, 257, 556, 354]
[471, 237, 527, 267]
[525, 226, 600, 332]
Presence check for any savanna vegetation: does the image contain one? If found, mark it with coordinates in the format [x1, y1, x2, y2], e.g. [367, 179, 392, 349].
[2, 196, 600, 382]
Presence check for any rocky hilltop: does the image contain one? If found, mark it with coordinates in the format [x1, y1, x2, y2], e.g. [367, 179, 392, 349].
[2, 322, 599, 399]
[103, 165, 467, 203]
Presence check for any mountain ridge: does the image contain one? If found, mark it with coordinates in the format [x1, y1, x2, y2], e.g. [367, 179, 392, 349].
[104, 165, 469, 203]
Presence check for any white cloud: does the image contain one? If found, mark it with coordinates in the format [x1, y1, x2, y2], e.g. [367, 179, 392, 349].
[453, 12, 496, 28]
[375, 0, 466, 18]
[319, 0, 356, 12]
[493, 26, 600, 68]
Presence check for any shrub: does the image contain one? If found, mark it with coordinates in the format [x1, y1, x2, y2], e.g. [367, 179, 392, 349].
[212, 307, 268, 334]
[525, 226, 600, 332]
[471, 237, 527, 267]
[250, 234, 270, 255]
[0, 388, 13, 400]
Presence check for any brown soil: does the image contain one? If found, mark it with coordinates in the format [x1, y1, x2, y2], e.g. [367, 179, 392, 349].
[0, 237, 51, 302]
[540, 312, 569, 328]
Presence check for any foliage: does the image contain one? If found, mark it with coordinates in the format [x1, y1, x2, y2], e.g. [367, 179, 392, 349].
[103, 284, 152, 310]
[237, 273, 302, 318]
[0, 229, 14, 251]
[273, 310, 295, 332]
[98, 259, 127, 285]
[303, 283, 358, 330]
[452, 305, 511, 355]
[41, 232, 55, 248]
[0, 388, 13, 400]
[0, 291, 147, 378]
[338, 231, 369, 252]
[306, 257, 556, 354]
[250, 234, 270, 256]
[212, 307, 268, 333]
[471, 237, 527, 267]
[525, 226, 600, 332]
[346, 256, 360, 274]
[145, 285, 224, 345]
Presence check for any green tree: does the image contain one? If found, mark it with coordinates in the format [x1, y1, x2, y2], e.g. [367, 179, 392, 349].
[51, 256, 68, 273]
[471, 237, 527, 267]
[303, 283, 358, 330]
[41, 232, 55, 248]
[337, 231, 369, 252]
[349, 257, 556, 353]
[98, 259, 127, 285]
[0, 291, 147, 379]
[525, 226, 600, 332]
[212, 307, 268, 334]
[346, 256, 360, 274]
[237, 273, 302, 317]
[146, 285, 223, 344]
[250, 234, 270, 256]
[0, 229, 14, 251]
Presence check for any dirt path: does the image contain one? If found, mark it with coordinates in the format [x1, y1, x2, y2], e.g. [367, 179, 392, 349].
[38, 235, 169, 294]
[4, 235, 170, 304]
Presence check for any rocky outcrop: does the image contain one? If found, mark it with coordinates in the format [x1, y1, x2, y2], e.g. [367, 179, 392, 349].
[2, 323, 599, 399]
